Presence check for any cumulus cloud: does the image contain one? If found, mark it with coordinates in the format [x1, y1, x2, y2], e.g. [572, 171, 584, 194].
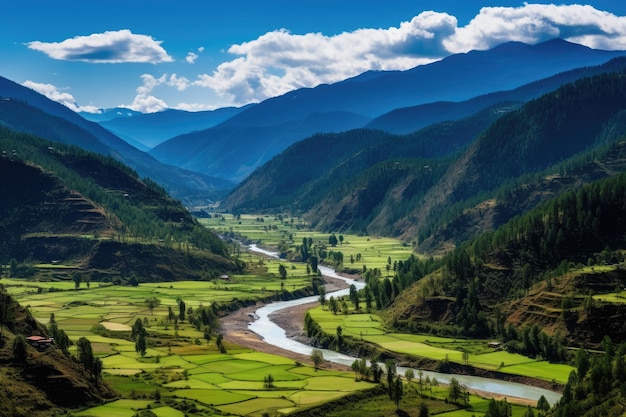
[185, 52, 199, 64]
[23, 80, 100, 113]
[445, 3, 626, 52]
[123, 74, 169, 113]
[190, 4, 626, 106]
[27, 29, 173, 63]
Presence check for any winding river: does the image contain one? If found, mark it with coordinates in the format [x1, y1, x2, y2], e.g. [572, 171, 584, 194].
[247, 245, 562, 405]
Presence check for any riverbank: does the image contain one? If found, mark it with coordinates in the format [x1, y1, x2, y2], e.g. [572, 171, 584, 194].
[221, 275, 351, 372]
[221, 271, 562, 407]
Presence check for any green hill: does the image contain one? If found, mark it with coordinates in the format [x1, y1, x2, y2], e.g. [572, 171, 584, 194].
[0, 127, 239, 282]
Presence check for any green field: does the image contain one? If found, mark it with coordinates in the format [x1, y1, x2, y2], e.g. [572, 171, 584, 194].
[199, 213, 415, 272]
[3, 213, 554, 416]
[308, 306, 574, 384]
[4, 271, 377, 416]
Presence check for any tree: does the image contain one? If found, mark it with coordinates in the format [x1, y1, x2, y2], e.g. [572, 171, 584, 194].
[311, 348, 324, 370]
[76, 337, 95, 377]
[12, 334, 28, 362]
[391, 375, 403, 410]
[371, 361, 383, 383]
[93, 357, 103, 383]
[336, 326, 343, 350]
[349, 284, 359, 310]
[448, 377, 463, 404]
[73, 272, 82, 290]
[178, 299, 186, 321]
[462, 349, 470, 365]
[145, 297, 161, 314]
[135, 328, 147, 357]
[386, 359, 397, 400]
[364, 286, 373, 311]
[537, 395, 550, 413]
[131, 318, 144, 340]
[318, 286, 326, 310]
[263, 373, 275, 388]
[309, 256, 318, 273]
[351, 359, 361, 380]
[278, 264, 288, 279]
[405, 368, 415, 384]
[328, 296, 339, 315]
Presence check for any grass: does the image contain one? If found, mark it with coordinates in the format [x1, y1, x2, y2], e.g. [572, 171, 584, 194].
[315, 384, 534, 417]
[308, 306, 574, 384]
[199, 213, 415, 272]
[5, 265, 376, 416]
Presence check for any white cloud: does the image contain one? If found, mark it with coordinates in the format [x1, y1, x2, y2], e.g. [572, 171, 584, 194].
[186, 52, 199, 64]
[123, 74, 169, 113]
[167, 74, 191, 91]
[445, 3, 626, 52]
[190, 4, 626, 106]
[186, 46, 205, 64]
[23, 80, 100, 113]
[27, 29, 173, 64]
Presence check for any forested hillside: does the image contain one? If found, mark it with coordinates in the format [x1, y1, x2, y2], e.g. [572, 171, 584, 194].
[223, 103, 511, 214]
[0, 127, 239, 282]
[224, 70, 626, 256]
[0, 81, 234, 204]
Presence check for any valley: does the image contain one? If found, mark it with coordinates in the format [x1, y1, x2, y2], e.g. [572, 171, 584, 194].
[1, 32, 626, 417]
[1, 214, 558, 416]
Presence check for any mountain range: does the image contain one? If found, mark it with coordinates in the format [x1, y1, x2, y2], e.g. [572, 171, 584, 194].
[2, 39, 625, 198]
[0, 77, 235, 204]
[146, 39, 626, 182]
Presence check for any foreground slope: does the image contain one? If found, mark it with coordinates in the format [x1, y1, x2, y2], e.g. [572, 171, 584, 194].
[0, 291, 116, 416]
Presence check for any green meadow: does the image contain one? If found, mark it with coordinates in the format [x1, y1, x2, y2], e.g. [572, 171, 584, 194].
[3, 268, 378, 416]
[307, 306, 574, 384]
[2, 214, 553, 416]
[200, 213, 415, 272]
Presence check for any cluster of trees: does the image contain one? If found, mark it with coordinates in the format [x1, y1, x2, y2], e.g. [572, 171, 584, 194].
[549, 337, 626, 417]
[502, 323, 567, 363]
[48, 313, 71, 353]
[363, 255, 438, 311]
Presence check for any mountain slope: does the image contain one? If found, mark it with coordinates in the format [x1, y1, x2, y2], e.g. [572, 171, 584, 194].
[0, 128, 237, 280]
[0, 291, 116, 416]
[224, 68, 626, 257]
[149, 39, 625, 182]
[222, 103, 511, 215]
[368, 56, 626, 134]
[0, 77, 234, 203]
[96, 105, 253, 149]
[398, 70, 626, 245]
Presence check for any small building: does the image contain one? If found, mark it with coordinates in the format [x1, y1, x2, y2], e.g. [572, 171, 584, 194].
[219, 274, 231, 281]
[488, 341, 501, 349]
[26, 335, 54, 351]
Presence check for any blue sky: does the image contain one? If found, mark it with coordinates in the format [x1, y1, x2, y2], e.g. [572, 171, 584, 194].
[3, 1, 626, 113]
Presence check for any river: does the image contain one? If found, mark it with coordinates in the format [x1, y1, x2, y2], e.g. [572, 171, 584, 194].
[246, 246, 562, 405]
